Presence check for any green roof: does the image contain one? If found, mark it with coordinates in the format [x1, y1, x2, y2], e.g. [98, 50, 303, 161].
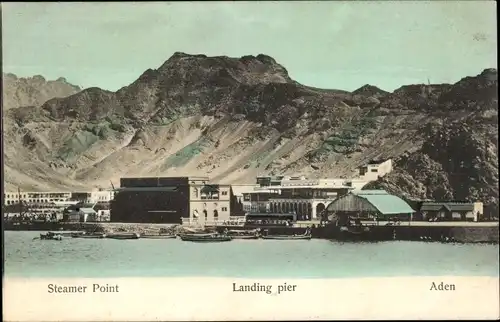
[354, 190, 415, 215]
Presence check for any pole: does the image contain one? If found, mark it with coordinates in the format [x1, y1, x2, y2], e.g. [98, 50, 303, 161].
[18, 187, 23, 216]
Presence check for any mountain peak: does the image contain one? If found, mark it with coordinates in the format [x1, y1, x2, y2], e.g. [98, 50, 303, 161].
[352, 84, 389, 98]
[157, 52, 291, 86]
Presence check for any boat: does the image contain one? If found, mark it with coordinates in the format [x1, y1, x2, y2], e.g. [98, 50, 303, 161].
[179, 233, 232, 242]
[34, 232, 63, 241]
[105, 232, 140, 240]
[260, 227, 312, 240]
[226, 229, 260, 239]
[71, 232, 106, 239]
[231, 234, 259, 240]
[57, 231, 85, 237]
[261, 234, 312, 240]
[140, 234, 177, 239]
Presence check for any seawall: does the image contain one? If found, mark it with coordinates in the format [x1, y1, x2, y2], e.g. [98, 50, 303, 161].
[4, 221, 499, 243]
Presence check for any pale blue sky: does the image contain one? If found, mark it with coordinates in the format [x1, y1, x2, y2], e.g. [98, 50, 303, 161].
[2, 1, 497, 92]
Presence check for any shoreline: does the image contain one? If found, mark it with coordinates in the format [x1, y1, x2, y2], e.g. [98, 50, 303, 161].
[4, 221, 499, 243]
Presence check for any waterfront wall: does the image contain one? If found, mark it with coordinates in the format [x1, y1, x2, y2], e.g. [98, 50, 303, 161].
[4, 221, 499, 243]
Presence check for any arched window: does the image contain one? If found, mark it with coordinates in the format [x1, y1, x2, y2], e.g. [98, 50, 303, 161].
[213, 209, 219, 218]
[203, 210, 208, 219]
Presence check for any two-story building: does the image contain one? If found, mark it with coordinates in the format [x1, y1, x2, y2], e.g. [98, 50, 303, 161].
[189, 180, 231, 223]
[3, 191, 72, 205]
[110, 176, 232, 224]
[243, 176, 356, 220]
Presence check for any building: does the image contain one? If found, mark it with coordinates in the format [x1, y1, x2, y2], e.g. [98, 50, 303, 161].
[357, 159, 393, 181]
[244, 176, 355, 220]
[226, 184, 258, 216]
[111, 176, 232, 224]
[3, 191, 72, 205]
[326, 190, 415, 223]
[89, 189, 116, 204]
[63, 207, 98, 222]
[419, 201, 483, 222]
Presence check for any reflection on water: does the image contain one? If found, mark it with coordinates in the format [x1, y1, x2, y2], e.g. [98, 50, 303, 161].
[4, 231, 499, 278]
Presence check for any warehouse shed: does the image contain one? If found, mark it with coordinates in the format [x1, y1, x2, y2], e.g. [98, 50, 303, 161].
[326, 190, 415, 221]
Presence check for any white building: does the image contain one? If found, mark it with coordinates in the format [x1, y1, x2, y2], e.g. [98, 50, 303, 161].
[357, 159, 393, 181]
[241, 159, 395, 220]
[3, 191, 72, 206]
[188, 177, 232, 224]
[89, 189, 116, 203]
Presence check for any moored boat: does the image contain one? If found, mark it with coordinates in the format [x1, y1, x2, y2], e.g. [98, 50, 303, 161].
[71, 232, 106, 239]
[226, 229, 260, 239]
[35, 232, 63, 241]
[261, 234, 312, 240]
[179, 233, 232, 242]
[105, 232, 140, 240]
[260, 227, 312, 240]
[231, 234, 259, 240]
[141, 234, 177, 239]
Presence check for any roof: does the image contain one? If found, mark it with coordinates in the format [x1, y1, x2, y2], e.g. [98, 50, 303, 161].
[420, 202, 474, 212]
[354, 189, 388, 195]
[246, 213, 295, 217]
[353, 190, 414, 215]
[200, 185, 220, 193]
[116, 187, 179, 192]
[231, 185, 260, 196]
[79, 208, 96, 214]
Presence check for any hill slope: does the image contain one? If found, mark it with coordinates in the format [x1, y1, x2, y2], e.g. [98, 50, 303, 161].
[3, 53, 498, 214]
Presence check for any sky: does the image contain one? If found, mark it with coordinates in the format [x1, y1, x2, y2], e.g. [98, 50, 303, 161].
[2, 1, 497, 92]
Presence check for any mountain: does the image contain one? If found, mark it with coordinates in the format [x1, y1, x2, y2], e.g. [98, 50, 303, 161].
[2, 73, 81, 110]
[3, 53, 498, 215]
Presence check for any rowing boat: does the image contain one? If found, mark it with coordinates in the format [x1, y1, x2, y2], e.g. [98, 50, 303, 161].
[71, 233, 106, 239]
[179, 233, 232, 242]
[34, 233, 63, 241]
[261, 234, 312, 240]
[141, 234, 177, 239]
[106, 232, 140, 240]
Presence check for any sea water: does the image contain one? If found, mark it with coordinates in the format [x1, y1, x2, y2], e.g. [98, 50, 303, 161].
[4, 231, 499, 278]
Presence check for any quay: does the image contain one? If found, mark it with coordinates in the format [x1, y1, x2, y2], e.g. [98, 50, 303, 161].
[3, 220, 498, 243]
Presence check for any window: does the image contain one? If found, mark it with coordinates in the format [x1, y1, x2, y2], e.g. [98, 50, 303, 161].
[222, 207, 228, 212]
[203, 210, 208, 218]
[222, 191, 228, 196]
[371, 169, 378, 173]
[213, 210, 219, 218]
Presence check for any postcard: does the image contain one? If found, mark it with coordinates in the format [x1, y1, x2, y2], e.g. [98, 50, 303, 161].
[2, 1, 499, 321]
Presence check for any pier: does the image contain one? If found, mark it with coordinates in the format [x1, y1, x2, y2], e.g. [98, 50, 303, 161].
[4, 220, 498, 243]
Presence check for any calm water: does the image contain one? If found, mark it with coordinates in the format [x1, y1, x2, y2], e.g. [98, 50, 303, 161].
[4, 231, 499, 278]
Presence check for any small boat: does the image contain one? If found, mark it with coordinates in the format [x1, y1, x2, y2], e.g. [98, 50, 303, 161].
[261, 234, 312, 240]
[141, 234, 177, 239]
[54, 231, 84, 237]
[231, 235, 259, 240]
[105, 232, 140, 240]
[179, 233, 232, 242]
[226, 229, 260, 239]
[34, 232, 63, 241]
[71, 232, 106, 239]
[260, 227, 312, 240]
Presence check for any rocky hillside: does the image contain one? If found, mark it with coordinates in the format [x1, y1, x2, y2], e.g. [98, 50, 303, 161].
[3, 53, 497, 215]
[2, 73, 81, 110]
